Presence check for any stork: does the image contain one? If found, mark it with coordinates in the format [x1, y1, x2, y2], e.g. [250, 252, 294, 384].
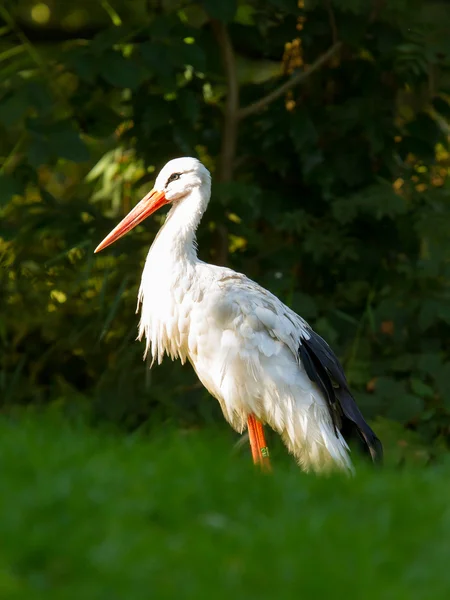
[95, 157, 382, 473]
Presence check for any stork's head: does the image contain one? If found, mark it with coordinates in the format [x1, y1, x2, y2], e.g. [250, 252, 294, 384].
[94, 157, 210, 253]
[155, 157, 210, 202]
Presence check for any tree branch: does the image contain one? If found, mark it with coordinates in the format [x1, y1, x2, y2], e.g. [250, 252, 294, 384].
[210, 19, 239, 183]
[238, 42, 341, 120]
[210, 19, 241, 266]
[369, 0, 385, 23]
[325, 0, 338, 44]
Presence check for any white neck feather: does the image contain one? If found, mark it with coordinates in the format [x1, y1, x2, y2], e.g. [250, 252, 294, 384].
[136, 182, 211, 364]
[151, 185, 209, 265]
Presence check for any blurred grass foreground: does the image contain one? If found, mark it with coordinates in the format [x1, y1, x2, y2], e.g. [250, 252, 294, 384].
[0, 414, 450, 599]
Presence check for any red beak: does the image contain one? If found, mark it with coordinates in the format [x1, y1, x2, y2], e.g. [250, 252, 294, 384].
[94, 189, 167, 253]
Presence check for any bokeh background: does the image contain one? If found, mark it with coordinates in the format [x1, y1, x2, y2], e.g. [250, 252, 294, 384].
[2, 0, 450, 462]
[2, 0, 450, 596]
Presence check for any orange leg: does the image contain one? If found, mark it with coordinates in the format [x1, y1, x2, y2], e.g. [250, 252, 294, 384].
[247, 414, 271, 472]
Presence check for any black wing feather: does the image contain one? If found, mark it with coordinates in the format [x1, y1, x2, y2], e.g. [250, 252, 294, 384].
[298, 329, 383, 464]
[299, 341, 340, 434]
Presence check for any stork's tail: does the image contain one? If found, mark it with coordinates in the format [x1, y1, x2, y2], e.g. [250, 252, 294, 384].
[337, 389, 383, 464]
[298, 330, 383, 465]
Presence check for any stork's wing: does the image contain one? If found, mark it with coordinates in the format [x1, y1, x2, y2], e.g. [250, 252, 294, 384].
[298, 330, 383, 463]
[215, 270, 383, 463]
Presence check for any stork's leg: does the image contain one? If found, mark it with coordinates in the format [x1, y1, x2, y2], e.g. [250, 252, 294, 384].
[247, 414, 271, 471]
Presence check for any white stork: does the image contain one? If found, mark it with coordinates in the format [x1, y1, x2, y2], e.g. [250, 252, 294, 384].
[95, 157, 382, 473]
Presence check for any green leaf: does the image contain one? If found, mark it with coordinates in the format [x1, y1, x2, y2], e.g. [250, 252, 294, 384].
[333, 181, 407, 224]
[432, 96, 450, 120]
[290, 110, 318, 151]
[385, 393, 424, 423]
[141, 99, 171, 135]
[179, 89, 199, 123]
[410, 378, 434, 399]
[0, 90, 29, 124]
[65, 49, 97, 83]
[27, 135, 50, 168]
[235, 4, 257, 25]
[179, 42, 206, 71]
[406, 113, 443, 148]
[391, 354, 416, 373]
[418, 354, 443, 377]
[99, 52, 145, 89]
[140, 43, 176, 88]
[303, 152, 323, 176]
[376, 376, 406, 400]
[90, 26, 130, 54]
[437, 303, 450, 326]
[201, 0, 237, 22]
[434, 363, 450, 407]
[346, 360, 371, 387]
[0, 174, 24, 205]
[83, 107, 122, 138]
[289, 110, 323, 175]
[99, 275, 129, 340]
[418, 300, 439, 332]
[373, 417, 431, 467]
[267, 0, 298, 11]
[236, 57, 282, 85]
[292, 292, 317, 319]
[182, 4, 209, 28]
[26, 121, 90, 165]
[47, 129, 90, 163]
[25, 82, 53, 114]
[314, 317, 338, 345]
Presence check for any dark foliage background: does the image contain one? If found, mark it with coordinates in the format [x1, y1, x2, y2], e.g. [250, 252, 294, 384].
[1, 0, 450, 465]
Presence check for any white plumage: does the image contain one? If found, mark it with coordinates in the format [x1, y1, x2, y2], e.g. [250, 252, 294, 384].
[95, 157, 382, 473]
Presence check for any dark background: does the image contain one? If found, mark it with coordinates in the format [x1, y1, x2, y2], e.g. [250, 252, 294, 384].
[1, 0, 450, 466]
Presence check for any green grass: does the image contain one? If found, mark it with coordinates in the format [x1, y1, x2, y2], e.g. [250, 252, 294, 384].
[0, 414, 449, 599]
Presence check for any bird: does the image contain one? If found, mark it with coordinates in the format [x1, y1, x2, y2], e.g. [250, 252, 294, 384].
[94, 157, 382, 473]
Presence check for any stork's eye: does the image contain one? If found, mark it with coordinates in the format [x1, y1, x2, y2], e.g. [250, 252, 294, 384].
[166, 172, 182, 187]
